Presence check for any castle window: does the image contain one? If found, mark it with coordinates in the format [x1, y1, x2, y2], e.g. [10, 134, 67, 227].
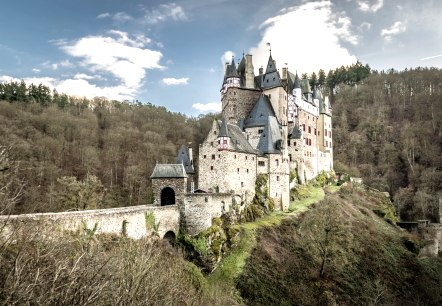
[246, 169, 249, 173]
[318, 131, 320, 136]
[214, 131, 217, 135]
[211, 142, 213, 146]
[329, 131, 332, 137]
[237, 168, 239, 173]
[241, 182, 244, 187]
[289, 154, 292, 161]
[314, 128, 317, 135]
[294, 142, 296, 146]
[234, 155, 236, 159]
[276, 159, 279, 166]
[277, 176, 280, 181]
[308, 126, 311, 133]
[203, 155, 206, 159]
[258, 161, 265, 167]
[245, 156, 248, 160]
[218, 140, 220, 144]
[219, 154, 221, 158]
[212, 154, 215, 160]
[302, 124, 305, 131]
[258, 129, 263, 134]
[252, 157, 255, 160]
[325, 140, 328, 147]
[210, 166, 213, 170]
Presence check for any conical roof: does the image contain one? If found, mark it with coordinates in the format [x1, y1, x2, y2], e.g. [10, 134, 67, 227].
[218, 117, 229, 137]
[265, 54, 277, 74]
[257, 116, 282, 154]
[176, 144, 195, 174]
[290, 124, 302, 139]
[244, 95, 276, 128]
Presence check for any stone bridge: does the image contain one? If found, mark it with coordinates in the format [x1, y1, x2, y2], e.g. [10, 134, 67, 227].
[0, 204, 180, 240]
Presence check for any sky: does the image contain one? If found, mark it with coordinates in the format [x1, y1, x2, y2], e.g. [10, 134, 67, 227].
[0, 0, 441, 115]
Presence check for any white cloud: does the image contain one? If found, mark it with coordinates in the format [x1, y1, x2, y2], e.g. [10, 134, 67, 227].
[358, 0, 384, 12]
[3, 31, 165, 102]
[143, 3, 187, 24]
[249, 1, 357, 75]
[162, 77, 189, 85]
[359, 22, 372, 31]
[112, 12, 133, 23]
[74, 73, 95, 80]
[0, 74, 137, 101]
[60, 31, 163, 88]
[97, 12, 111, 19]
[32, 68, 40, 73]
[221, 50, 235, 65]
[381, 21, 406, 42]
[192, 102, 221, 113]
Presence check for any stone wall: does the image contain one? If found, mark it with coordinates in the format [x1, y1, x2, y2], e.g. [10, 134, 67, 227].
[267, 154, 290, 210]
[0, 205, 180, 240]
[221, 87, 261, 124]
[198, 125, 257, 202]
[182, 193, 233, 235]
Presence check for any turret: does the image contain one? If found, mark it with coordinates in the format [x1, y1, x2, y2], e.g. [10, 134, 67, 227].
[221, 57, 240, 95]
[293, 73, 302, 100]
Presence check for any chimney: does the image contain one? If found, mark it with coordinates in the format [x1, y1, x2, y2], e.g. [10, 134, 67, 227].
[259, 66, 264, 75]
[245, 54, 255, 89]
[282, 67, 287, 80]
[188, 146, 193, 166]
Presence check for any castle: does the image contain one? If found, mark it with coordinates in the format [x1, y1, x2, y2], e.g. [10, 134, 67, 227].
[0, 50, 335, 240]
[150, 50, 334, 232]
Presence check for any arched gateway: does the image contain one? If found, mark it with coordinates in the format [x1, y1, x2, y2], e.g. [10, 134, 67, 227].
[160, 187, 175, 206]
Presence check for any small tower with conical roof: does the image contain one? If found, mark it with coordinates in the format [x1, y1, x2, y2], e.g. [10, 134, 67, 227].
[221, 57, 240, 96]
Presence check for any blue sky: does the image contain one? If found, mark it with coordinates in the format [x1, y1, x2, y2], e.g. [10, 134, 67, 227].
[1, 0, 441, 115]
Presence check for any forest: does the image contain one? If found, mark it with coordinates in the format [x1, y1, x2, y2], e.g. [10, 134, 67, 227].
[330, 67, 442, 222]
[1, 64, 441, 222]
[0, 83, 215, 213]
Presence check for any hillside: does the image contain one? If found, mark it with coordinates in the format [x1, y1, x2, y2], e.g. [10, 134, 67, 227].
[236, 185, 442, 305]
[0, 96, 215, 214]
[331, 68, 442, 222]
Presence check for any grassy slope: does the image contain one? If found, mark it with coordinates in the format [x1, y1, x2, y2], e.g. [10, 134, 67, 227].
[235, 185, 442, 306]
[206, 185, 327, 303]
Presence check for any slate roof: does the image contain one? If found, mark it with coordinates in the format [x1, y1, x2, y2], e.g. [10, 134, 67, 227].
[290, 124, 303, 139]
[261, 71, 282, 89]
[244, 95, 276, 128]
[219, 117, 229, 137]
[176, 144, 195, 174]
[257, 116, 282, 154]
[300, 79, 312, 94]
[150, 164, 187, 178]
[221, 122, 257, 154]
[265, 54, 277, 74]
[224, 58, 238, 78]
